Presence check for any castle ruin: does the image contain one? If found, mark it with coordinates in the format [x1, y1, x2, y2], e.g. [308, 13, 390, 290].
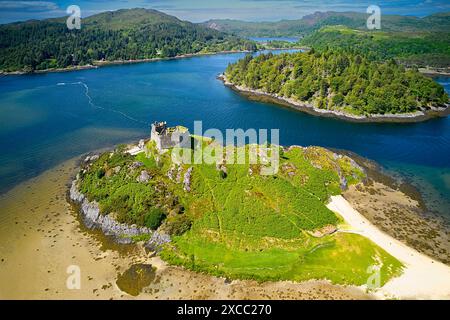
[151, 121, 191, 151]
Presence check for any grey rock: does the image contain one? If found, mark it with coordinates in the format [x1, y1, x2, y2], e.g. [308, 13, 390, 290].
[70, 179, 157, 245]
[84, 154, 99, 163]
[131, 161, 144, 169]
[137, 170, 151, 183]
[183, 167, 193, 192]
[176, 166, 182, 183]
[145, 233, 171, 252]
[340, 175, 348, 190]
[167, 165, 176, 181]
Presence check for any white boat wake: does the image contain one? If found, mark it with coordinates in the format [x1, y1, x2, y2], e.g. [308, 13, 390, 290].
[63, 81, 148, 126]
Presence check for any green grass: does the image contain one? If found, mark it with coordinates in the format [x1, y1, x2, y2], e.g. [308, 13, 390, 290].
[301, 25, 450, 68]
[135, 151, 158, 169]
[79, 139, 402, 285]
[161, 232, 402, 285]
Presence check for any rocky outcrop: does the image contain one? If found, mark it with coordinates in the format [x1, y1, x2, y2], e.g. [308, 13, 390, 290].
[136, 170, 151, 183]
[84, 154, 99, 163]
[145, 233, 172, 253]
[69, 180, 170, 247]
[183, 167, 193, 192]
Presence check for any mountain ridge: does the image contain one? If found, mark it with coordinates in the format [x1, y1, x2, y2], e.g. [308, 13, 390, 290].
[203, 10, 450, 37]
[0, 8, 256, 73]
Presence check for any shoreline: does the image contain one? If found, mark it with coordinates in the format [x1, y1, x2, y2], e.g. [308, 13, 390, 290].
[219, 74, 450, 123]
[0, 157, 372, 300]
[1, 143, 449, 299]
[327, 195, 450, 299]
[71, 140, 450, 299]
[0, 48, 306, 77]
[0, 50, 251, 76]
[418, 67, 450, 77]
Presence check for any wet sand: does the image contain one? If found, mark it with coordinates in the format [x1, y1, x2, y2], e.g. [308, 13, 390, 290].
[328, 195, 450, 299]
[0, 158, 370, 300]
[344, 182, 450, 265]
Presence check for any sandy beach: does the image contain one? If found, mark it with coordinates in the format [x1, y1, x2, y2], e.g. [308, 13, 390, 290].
[1, 154, 449, 299]
[327, 195, 450, 299]
[0, 158, 370, 300]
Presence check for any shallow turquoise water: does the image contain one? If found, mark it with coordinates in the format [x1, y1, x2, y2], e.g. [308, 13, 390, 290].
[0, 52, 449, 218]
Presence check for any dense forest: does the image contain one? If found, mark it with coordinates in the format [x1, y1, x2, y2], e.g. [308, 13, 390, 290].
[300, 26, 450, 68]
[207, 11, 450, 68]
[225, 50, 449, 115]
[204, 11, 450, 37]
[0, 8, 256, 72]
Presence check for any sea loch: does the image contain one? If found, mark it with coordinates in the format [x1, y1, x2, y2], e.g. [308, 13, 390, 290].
[0, 51, 449, 220]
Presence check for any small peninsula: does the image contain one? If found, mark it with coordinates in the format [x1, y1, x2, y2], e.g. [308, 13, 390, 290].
[221, 51, 450, 122]
[68, 123, 450, 298]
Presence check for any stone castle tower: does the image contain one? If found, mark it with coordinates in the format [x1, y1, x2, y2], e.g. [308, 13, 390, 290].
[151, 121, 191, 151]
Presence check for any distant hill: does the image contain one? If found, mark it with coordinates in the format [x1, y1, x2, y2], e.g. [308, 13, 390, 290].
[204, 11, 450, 68]
[203, 11, 450, 37]
[300, 25, 450, 68]
[0, 8, 256, 73]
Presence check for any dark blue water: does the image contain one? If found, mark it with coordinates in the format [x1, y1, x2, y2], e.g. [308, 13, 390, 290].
[0, 52, 449, 217]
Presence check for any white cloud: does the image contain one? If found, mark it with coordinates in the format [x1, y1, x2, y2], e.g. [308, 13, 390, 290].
[0, 1, 58, 11]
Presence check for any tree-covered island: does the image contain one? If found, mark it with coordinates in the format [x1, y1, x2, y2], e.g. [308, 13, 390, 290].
[223, 50, 449, 121]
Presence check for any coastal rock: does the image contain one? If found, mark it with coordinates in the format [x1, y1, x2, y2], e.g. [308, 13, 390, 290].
[69, 181, 85, 203]
[220, 74, 448, 123]
[145, 232, 171, 252]
[69, 180, 155, 244]
[84, 154, 99, 163]
[288, 145, 304, 151]
[349, 158, 364, 174]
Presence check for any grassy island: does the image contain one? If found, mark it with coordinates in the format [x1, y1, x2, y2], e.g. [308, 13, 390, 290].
[224, 50, 448, 119]
[77, 138, 403, 286]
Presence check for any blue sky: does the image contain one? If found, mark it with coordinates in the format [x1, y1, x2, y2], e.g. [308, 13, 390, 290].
[0, 0, 449, 23]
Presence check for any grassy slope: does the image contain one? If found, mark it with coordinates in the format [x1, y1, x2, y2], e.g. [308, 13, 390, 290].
[160, 144, 401, 285]
[78, 139, 403, 285]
